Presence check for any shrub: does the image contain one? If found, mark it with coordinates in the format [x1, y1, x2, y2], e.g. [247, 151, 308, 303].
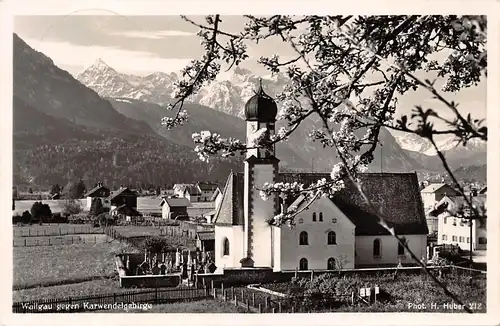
[62, 200, 82, 216]
[13, 214, 21, 224]
[21, 211, 32, 224]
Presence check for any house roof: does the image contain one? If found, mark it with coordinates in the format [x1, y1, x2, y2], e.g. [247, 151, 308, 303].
[108, 187, 137, 200]
[84, 185, 110, 197]
[112, 204, 142, 216]
[184, 185, 201, 196]
[161, 197, 192, 208]
[290, 173, 428, 236]
[420, 183, 455, 194]
[213, 172, 245, 226]
[428, 195, 487, 217]
[209, 188, 222, 201]
[215, 171, 428, 235]
[196, 231, 215, 241]
[197, 182, 219, 192]
[173, 184, 194, 192]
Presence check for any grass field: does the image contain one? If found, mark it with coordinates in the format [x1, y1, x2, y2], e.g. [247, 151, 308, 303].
[106, 299, 248, 313]
[13, 241, 138, 289]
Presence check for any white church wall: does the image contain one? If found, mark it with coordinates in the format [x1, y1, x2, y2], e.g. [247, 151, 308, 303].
[214, 225, 244, 269]
[249, 164, 276, 267]
[355, 234, 427, 267]
[279, 197, 355, 271]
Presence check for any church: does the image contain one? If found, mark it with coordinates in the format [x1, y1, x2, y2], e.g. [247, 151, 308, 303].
[212, 84, 428, 272]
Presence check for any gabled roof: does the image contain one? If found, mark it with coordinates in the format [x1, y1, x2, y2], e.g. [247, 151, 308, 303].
[84, 185, 110, 197]
[173, 184, 194, 192]
[420, 183, 454, 194]
[196, 231, 215, 241]
[428, 195, 487, 217]
[197, 182, 219, 192]
[289, 173, 428, 236]
[184, 185, 201, 196]
[213, 172, 245, 226]
[112, 204, 142, 216]
[209, 187, 222, 201]
[108, 187, 137, 200]
[215, 171, 427, 235]
[161, 197, 192, 208]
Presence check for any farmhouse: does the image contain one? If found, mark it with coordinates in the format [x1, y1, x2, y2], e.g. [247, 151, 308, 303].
[183, 185, 202, 202]
[84, 182, 111, 210]
[420, 183, 460, 211]
[213, 83, 428, 272]
[160, 197, 192, 219]
[111, 204, 142, 222]
[197, 182, 219, 202]
[173, 184, 194, 198]
[108, 187, 138, 216]
[196, 230, 215, 252]
[429, 194, 487, 251]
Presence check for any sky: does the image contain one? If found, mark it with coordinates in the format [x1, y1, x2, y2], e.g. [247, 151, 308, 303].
[14, 15, 487, 127]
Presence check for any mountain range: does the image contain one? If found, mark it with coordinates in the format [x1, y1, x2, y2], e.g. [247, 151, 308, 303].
[13, 33, 487, 189]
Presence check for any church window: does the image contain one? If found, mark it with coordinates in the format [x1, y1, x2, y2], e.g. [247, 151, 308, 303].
[299, 258, 308, 271]
[299, 231, 309, 245]
[327, 231, 337, 245]
[397, 237, 407, 256]
[327, 257, 336, 270]
[373, 239, 381, 257]
[319, 212, 323, 222]
[312, 213, 316, 222]
[222, 237, 230, 256]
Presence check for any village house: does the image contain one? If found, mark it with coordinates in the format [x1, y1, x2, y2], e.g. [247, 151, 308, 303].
[213, 83, 428, 272]
[160, 197, 192, 219]
[210, 187, 224, 211]
[197, 182, 219, 202]
[420, 183, 460, 211]
[183, 185, 202, 203]
[429, 194, 487, 251]
[112, 205, 142, 222]
[108, 186, 138, 217]
[196, 230, 215, 252]
[83, 182, 111, 210]
[173, 184, 194, 198]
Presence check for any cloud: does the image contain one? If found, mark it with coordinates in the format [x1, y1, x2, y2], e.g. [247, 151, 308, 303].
[107, 30, 195, 39]
[22, 37, 193, 75]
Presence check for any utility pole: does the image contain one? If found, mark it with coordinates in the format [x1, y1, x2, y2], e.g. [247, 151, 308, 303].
[468, 188, 475, 266]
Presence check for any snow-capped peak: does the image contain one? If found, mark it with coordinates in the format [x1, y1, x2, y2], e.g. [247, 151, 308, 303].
[94, 58, 110, 70]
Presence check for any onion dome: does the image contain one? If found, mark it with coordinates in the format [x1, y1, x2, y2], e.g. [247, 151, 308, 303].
[244, 79, 278, 122]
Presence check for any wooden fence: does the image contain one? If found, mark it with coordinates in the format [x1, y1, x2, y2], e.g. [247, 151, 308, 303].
[13, 226, 105, 237]
[13, 286, 211, 313]
[209, 284, 360, 313]
[13, 235, 108, 247]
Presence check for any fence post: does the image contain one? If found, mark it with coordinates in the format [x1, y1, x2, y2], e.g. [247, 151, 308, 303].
[212, 288, 216, 299]
[291, 306, 295, 313]
[24, 239, 26, 246]
[259, 304, 262, 313]
[272, 307, 276, 314]
[231, 287, 234, 299]
[48, 238, 51, 246]
[205, 285, 209, 297]
[241, 288, 244, 301]
[113, 293, 117, 304]
[223, 290, 227, 302]
[94, 236, 97, 244]
[279, 302, 282, 313]
[29, 229, 31, 237]
[234, 294, 238, 306]
[265, 296, 269, 310]
[155, 288, 158, 304]
[246, 299, 250, 312]
[252, 293, 255, 306]
[351, 292, 354, 304]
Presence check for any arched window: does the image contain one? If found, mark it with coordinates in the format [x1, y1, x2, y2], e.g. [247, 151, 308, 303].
[312, 212, 317, 222]
[327, 231, 337, 245]
[299, 258, 308, 271]
[299, 231, 309, 245]
[223, 237, 230, 256]
[373, 238, 381, 257]
[327, 257, 336, 270]
[398, 237, 406, 256]
[319, 212, 323, 222]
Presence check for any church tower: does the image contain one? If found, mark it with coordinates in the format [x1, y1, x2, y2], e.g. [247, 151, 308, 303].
[241, 80, 280, 268]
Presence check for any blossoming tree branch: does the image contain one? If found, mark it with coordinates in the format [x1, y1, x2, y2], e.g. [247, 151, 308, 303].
[161, 15, 487, 228]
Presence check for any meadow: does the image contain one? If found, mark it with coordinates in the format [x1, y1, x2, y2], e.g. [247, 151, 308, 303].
[13, 241, 138, 289]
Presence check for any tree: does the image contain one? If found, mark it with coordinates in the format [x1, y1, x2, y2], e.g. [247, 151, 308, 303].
[166, 15, 487, 312]
[68, 179, 86, 199]
[28, 187, 33, 194]
[21, 210, 32, 224]
[89, 197, 105, 216]
[30, 201, 52, 220]
[50, 184, 62, 196]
